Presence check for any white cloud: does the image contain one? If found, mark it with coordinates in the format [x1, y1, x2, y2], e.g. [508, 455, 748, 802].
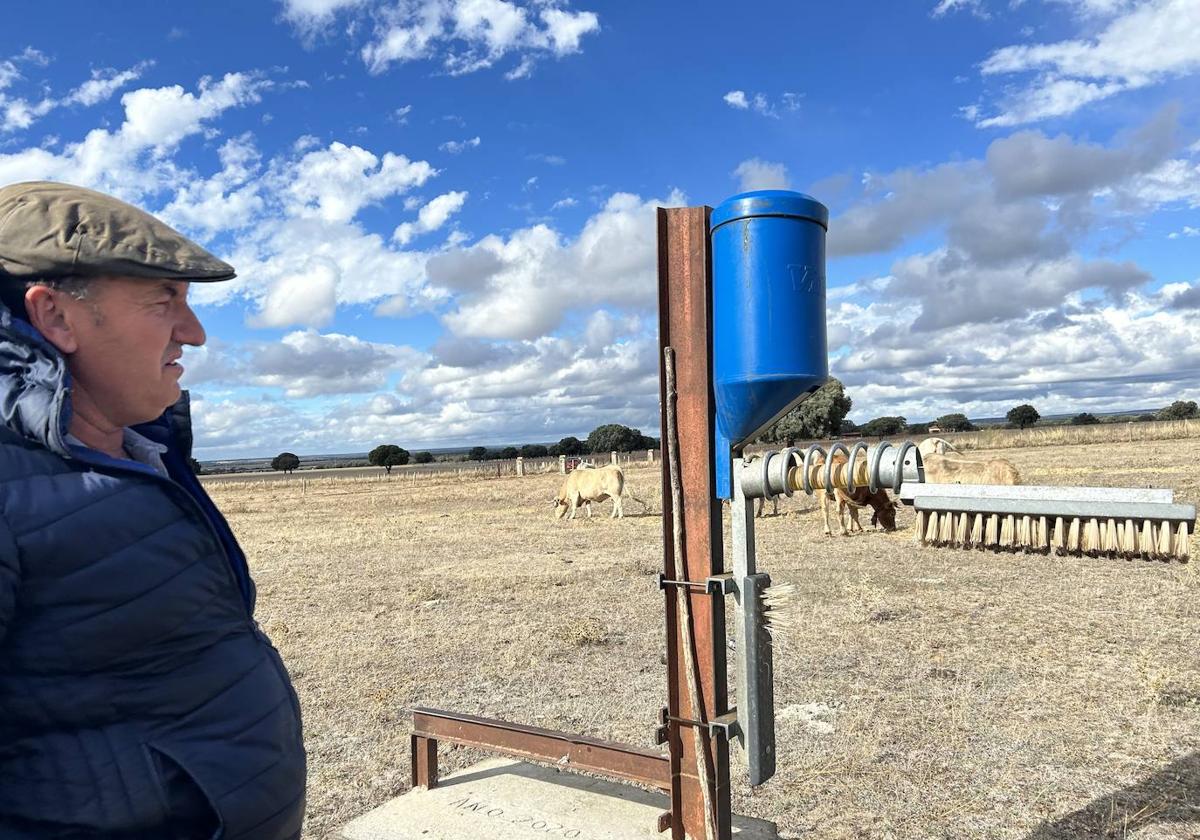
[551, 196, 577, 210]
[723, 89, 799, 118]
[393, 189, 468, 244]
[248, 329, 424, 397]
[1, 59, 150, 134]
[931, 0, 990, 18]
[974, 0, 1200, 126]
[279, 0, 368, 39]
[64, 63, 152, 107]
[732, 158, 791, 191]
[284, 140, 436, 222]
[355, 0, 601, 78]
[1167, 226, 1200, 239]
[0, 72, 268, 201]
[439, 135, 481, 153]
[434, 190, 685, 341]
[249, 258, 340, 328]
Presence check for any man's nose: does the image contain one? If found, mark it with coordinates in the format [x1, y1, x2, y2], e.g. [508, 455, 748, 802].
[175, 302, 207, 346]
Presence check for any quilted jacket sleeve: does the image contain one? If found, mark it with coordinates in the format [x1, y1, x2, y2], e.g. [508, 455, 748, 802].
[0, 512, 17, 646]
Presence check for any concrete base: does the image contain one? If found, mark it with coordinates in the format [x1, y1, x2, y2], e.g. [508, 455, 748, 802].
[338, 758, 778, 840]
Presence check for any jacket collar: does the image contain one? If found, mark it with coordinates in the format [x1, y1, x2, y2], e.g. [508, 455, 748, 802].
[0, 299, 72, 456]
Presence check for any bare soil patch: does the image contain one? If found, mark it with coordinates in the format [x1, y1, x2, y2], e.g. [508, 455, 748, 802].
[205, 439, 1200, 839]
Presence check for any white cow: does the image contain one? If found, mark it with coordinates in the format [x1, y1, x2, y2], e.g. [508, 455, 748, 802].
[918, 437, 961, 458]
[554, 464, 625, 519]
[921, 453, 1020, 485]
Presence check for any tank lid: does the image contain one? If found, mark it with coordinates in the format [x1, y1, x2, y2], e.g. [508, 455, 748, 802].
[710, 189, 829, 232]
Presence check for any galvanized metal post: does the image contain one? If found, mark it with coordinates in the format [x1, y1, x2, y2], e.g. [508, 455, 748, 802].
[730, 458, 775, 786]
[657, 205, 732, 840]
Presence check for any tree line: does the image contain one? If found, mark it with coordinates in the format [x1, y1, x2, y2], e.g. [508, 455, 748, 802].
[266, 395, 1197, 475]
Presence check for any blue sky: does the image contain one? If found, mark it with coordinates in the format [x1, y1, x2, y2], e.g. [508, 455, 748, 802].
[2, 0, 1198, 458]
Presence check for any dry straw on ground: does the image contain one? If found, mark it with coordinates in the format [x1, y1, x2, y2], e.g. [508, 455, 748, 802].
[205, 438, 1200, 839]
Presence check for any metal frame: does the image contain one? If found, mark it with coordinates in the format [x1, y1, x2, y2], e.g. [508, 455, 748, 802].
[404, 205, 734, 840]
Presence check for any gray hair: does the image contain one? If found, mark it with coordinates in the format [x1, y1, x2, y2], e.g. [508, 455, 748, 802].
[1, 276, 96, 321]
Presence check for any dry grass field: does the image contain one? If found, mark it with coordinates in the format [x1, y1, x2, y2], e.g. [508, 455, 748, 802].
[204, 436, 1200, 839]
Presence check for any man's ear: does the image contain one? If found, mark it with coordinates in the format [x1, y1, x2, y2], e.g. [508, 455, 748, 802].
[24, 286, 80, 355]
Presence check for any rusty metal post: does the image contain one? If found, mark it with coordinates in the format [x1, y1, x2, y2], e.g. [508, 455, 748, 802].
[657, 206, 732, 840]
[410, 734, 438, 789]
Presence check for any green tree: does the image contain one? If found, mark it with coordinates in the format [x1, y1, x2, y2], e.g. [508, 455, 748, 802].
[414, 451, 434, 464]
[271, 452, 301, 474]
[520, 443, 549, 458]
[368, 444, 410, 474]
[1070, 412, 1100, 425]
[935, 413, 976, 432]
[468, 446, 489, 461]
[499, 446, 519, 460]
[551, 436, 586, 456]
[1006, 404, 1041, 430]
[587, 424, 645, 453]
[1157, 400, 1198, 420]
[839, 419, 859, 435]
[761, 378, 853, 444]
[906, 422, 930, 436]
[188, 457, 204, 475]
[861, 416, 908, 437]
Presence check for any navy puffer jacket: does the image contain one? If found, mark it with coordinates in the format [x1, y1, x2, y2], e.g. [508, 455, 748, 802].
[0, 303, 306, 839]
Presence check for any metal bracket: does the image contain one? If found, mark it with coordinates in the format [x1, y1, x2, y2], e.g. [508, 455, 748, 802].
[656, 706, 741, 741]
[706, 573, 736, 595]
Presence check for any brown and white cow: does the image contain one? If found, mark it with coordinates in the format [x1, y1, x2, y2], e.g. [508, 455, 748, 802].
[812, 451, 899, 535]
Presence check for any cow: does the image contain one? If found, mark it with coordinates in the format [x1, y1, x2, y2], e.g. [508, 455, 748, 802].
[918, 437, 961, 458]
[921, 453, 1020, 485]
[554, 464, 625, 519]
[812, 451, 899, 535]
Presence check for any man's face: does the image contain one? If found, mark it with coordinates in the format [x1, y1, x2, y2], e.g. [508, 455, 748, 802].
[56, 278, 206, 427]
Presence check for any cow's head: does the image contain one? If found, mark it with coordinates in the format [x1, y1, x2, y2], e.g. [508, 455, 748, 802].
[869, 494, 900, 531]
[553, 497, 569, 519]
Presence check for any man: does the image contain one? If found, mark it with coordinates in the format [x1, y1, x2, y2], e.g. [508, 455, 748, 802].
[0, 182, 306, 839]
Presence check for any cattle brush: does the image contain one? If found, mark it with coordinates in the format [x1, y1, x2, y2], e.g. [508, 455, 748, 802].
[901, 484, 1195, 561]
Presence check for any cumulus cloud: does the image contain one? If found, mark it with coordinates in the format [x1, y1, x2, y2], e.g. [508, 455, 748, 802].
[723, 90, 749, 109]
[249, 329, 424, 397]
[1168, 226, 1200, 239]
[327, 0, 603, 78]
[284, 141, 436, 222]
[973, 0, 1200, 126]
[432, 190, 685, 340]
[249, 259, 340, 328]
[393, 189, 468, 244]
[733, 158, 791, 191]
[0, 71, 269, 201]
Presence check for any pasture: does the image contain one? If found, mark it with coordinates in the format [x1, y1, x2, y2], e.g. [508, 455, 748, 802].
[205, 437, 1200, 839]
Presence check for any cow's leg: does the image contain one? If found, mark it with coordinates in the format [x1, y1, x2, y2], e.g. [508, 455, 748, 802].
[568, 493, 580, 520]
[820, 492, 835, 536]
[612, 495, 623, 518]
[845, 502, 863, 533]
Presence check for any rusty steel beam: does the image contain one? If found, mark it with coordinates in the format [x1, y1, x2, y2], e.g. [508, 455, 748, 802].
[409, 707, 672, 791]
[657, 206, 733, 840]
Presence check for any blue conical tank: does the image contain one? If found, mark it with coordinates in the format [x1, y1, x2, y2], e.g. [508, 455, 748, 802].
[711, 190, 830, 498]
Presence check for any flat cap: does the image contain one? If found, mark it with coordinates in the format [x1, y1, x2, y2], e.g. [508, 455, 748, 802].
[0, 181, 235, 282]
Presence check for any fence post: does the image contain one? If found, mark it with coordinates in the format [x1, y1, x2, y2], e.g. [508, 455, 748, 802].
[610, 450, 618, 466]
[516, 457, 525, 477]
[647, 448, 655, 463]
[559, 454, 567, 474]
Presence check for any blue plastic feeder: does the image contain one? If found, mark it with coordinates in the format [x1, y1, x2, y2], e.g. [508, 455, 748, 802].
[711, 190, 830, 499]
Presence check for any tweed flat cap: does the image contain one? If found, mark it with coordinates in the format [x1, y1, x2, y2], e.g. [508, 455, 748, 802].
[0, 181, 235, 282]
